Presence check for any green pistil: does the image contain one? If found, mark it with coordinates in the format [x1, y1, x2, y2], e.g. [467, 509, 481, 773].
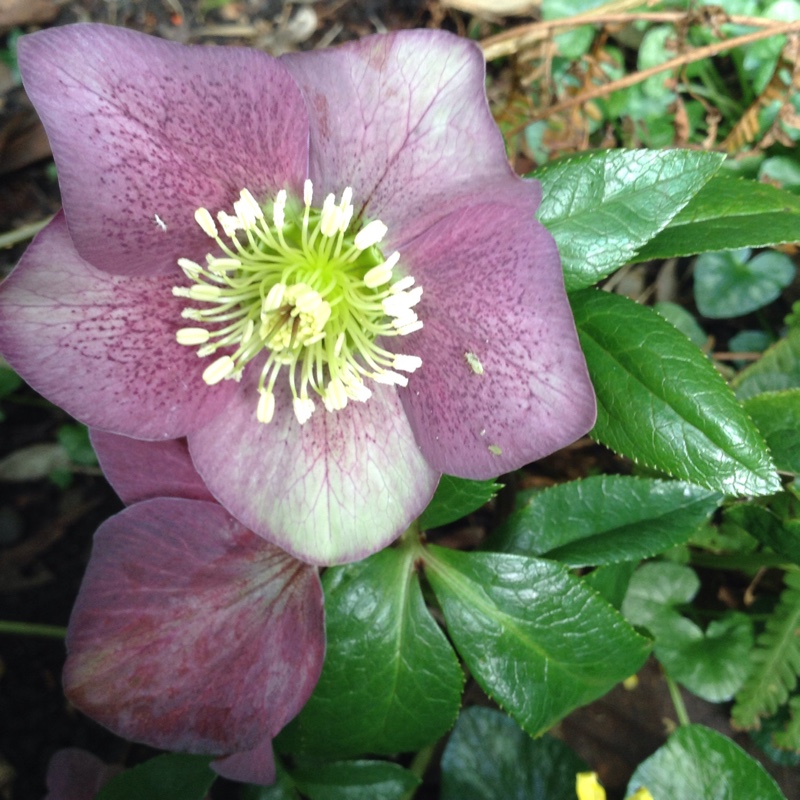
[173, 182, 423, 425]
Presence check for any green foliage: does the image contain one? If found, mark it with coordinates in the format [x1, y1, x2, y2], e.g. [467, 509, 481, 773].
[693, 248, 796, 319]
[489, 475, 722, 567]
[440, 706, 586, 800]
[96, 755, 214, 800]
[627, 724, 787, 800]
[772, 694, 800, 751]
[637, 176, 800, 260]
[533, 149, 723, 291]
[733, 328, 800, 400]
[423, 547, 650, 738]
[732, 570, 800, 729]
[418, 474, 501, 530]
[277, 546, 462, 758]
[744, 390, 800, 474]
[571, 289, 780, 496]
[290, 761, 419, 800]
[725, 503, 800, 563]
[623, 562, 754, 701]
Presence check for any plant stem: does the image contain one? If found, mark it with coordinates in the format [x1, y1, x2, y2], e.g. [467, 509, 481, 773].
[401, 742, 437, 800]
[0, 620, 67, 639]
[0, 217, 52, 250]
[666, 675, 690, 727]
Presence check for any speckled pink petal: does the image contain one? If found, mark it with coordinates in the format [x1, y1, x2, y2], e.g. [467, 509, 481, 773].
[64, 499, 324, 758]
[395, 200, 596, 479]
[90, 430, 214, 505]
[45, 749, 122, 800]
[0, 214, 235, 439]
[19, 24, 309, 277]
[281, 30, 516, 245]
[188, 378, 439, 565]
[212, 736, 275, 785]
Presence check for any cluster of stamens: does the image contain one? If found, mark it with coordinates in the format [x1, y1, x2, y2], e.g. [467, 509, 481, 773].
[172, 181, 423, 425]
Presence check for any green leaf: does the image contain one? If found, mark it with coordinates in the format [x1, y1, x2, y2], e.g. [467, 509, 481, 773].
[572, 289, 780, 496]
[733, 328, 800, 400]
[419, 474, 501, 530]
[276, 546, 463, 758]
[623, 563, 754, 702]
[582, 562, 637, 610]
[440, 706, 586, 800]
[489, 475, 722, 567]
[744, 390, 800, 473]
[423, 548, 650, 737]
[533, 149, 723, 291]
[96, 755, 214, 800]
[57, 423, 98, 466]
[627, 724, 787, 800]
[636, 175, 800, 261]
[291, 761, 419, 800]
[0, 365, 21, 397]
[732, 570, 800, 729]
[694, 249, 796, 319]
[725, 504, 800, 564]
[653, 301, 707, 348]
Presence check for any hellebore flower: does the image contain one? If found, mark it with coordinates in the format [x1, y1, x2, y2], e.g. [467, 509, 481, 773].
[0, 24, 596, 565]
[62, 430, 325, 785]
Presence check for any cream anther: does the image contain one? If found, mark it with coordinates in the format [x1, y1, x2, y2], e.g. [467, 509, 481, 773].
[390, 274, 414, 293]
[203, 356, 235, 385]
[354, 220, 388, 251]
[393, 354, 422, 372]
[373, 370, 409, 387]
[188, 285, 223, 302]
[264, 283, 286, 313]
[218, 211, 243, 238]
[323, 378, 348, 412]
[304, 179, 313, 207]
[195, 208, 218, 238]
[176, 328, 211, 346]
[363, 263, 393, 289]
[178, 258, 202, 277]
[257, 390, 275, 424]
[239, 189, 264, 221]
[293, 396, 315, 425]
[273, 189, 287, 229]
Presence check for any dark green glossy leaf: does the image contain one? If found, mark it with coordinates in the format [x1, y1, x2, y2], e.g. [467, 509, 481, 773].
[57, 423, 98, 466]
[0, 365, 21, 397]
[419, 474, 501, 530]
[533, 149, 723, 291]
[653, 301, 707, 347]
[627, 724, 787, 800]
[725, 504, 800, 564]
[96, 755, 214, 800]
[623, 563, 753, 701]
[490, 475, 721, 567]
[694, 249, 795, 319]
[440, 706, 586, 800]
[583, 561, 637, 610]
[733, 329, 800, 400]
[424, 548, 650, 737]
[291, 761, 419, 800]
[744, 390, 800, 474]
[636, 175, 800, 261]
[277, 546, 462, 758]
[572, 289, 780, 496]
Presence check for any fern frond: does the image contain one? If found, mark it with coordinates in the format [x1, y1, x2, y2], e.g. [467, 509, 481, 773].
[773, 695, 800, 752]
[732, 570, 800, 730]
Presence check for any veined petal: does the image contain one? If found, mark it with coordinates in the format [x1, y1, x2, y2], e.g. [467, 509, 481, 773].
[63, 499, 324, 757]
[0, 215, 235, 439]
[188, 378, 439, 566]
[281, 30, 515, 245]
[90, 430, 214, 505]
[19, 24, 309, 276]
[44, 749, 122, 800]
[212, 736, 275, 785]
[394, 201, 596, 479]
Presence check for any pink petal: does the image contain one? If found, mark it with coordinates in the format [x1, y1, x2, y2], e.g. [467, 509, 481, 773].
[188, 378, 439, 565]
[63, 499, 324, 757]
[0, 214, 235, 439]
[212, 736, 275, 785]
[19, 24, 309, 276]
[90, 431, 214, 505]
[281, 30, 516, 244]
[45, 749, 122, 800]
[396, 200, 596, 478]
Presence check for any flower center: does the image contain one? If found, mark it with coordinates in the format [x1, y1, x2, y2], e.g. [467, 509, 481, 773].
[172, 181, 423, 425]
